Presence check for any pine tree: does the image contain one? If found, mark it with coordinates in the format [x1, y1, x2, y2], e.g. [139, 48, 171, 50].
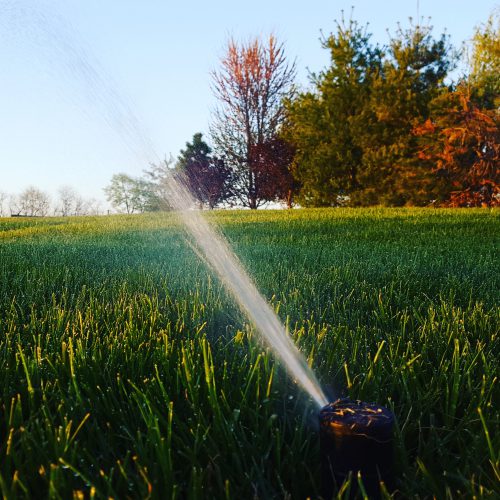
[354, 21, 455, 206]
[284, 16, 382, 206]
[176, 133, 231, 209]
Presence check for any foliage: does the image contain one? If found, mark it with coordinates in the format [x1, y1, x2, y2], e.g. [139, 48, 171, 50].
[211, 35, 296, 208]
[0, 209, 498, 498]
[284, 17, 382, 206]
[468, 9, 500, 109]
[249, 138, 297, 208]
[104, 173, 156, 214]
[176, 133, 231, 209]
[355, 22, 455, 206]
[143, 158, 176, 211]
[414, 88, 500, 206]
[285, 18, 456, 207]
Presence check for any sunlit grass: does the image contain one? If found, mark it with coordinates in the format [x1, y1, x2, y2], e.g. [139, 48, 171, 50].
[0, 208, 498, 498]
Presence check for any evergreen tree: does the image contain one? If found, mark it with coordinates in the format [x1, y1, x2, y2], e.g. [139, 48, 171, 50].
[284, 16, 382, 206]
[285, 18, 455, 206]
[355, 21, 455, 205]
[176, 133, 231, 209]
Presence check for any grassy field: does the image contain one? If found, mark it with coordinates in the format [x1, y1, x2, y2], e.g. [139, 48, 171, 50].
[0, 208, 498, 499]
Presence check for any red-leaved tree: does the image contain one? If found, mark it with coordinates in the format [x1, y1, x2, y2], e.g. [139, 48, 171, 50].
[249, 138, 297, 208]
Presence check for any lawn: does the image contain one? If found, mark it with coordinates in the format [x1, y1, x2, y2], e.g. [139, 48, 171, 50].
[0, 208, 498, 498]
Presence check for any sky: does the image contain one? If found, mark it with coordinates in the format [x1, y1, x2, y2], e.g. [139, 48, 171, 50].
[0, 0, 497, 207]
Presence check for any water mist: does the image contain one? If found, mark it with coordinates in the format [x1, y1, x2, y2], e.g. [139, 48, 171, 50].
[1, 1, 327, 408]
[3, 4, 400, 496]
[166, 175, 328, 407]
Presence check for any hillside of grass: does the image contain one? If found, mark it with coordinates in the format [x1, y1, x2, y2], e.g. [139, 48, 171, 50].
[0, 208, 498, 498]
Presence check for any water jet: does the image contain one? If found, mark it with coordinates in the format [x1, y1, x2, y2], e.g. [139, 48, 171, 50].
[319, 398, 394, 499]
[1, 1, 329, 408]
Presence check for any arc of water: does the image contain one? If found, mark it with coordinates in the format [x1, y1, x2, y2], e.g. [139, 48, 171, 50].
[2, 0, 328, 408]
[167, 178, 328, 408]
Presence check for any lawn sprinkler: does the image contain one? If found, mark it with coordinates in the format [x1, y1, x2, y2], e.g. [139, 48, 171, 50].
[319, 399, 395, 499]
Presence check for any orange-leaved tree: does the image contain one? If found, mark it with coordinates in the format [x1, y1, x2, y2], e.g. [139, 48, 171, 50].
[414, 89, 499, 206]
[210, 36, 296, 208]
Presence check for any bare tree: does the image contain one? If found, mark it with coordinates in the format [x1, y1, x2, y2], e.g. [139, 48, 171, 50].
[9, 194, 21, 216]
[144, 157, 176, 210]
[54, 186, 103, 216]
[12, 187, 51, 216]
[57, 185, 78, 216]
[0, 191, 7, 217]
[210, 35, 296, 208]
[85, 198, 102, 216]
[73, 194, 90, 216]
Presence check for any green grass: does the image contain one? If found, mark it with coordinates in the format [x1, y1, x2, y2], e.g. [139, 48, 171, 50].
[0, 208, 498, 499]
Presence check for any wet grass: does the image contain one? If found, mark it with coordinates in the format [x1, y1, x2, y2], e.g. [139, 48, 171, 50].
[0, 208, 498, 498]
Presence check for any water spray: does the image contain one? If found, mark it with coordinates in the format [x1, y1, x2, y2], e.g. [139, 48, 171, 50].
[1, 1, 328, 408]
[3, 5, 397, 496]
[166, 174, 328, 408]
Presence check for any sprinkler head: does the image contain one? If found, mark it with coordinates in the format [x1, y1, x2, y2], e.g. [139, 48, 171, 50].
[319, 399, 394, 499]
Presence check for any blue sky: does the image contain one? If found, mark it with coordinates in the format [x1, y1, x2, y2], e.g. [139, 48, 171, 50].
[0, 0, 497, 205]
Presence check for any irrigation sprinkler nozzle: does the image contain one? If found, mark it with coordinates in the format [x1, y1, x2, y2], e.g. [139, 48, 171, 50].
[319, 398, 394, 499]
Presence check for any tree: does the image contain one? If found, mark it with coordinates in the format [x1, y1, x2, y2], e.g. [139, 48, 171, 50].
[57, 185, 78, 216]
[414, 87, 499, 206]
[83, 198, 102, 216]
[10, 186, 51, 216]
[284, 17, 455, 206]
[104, 173, 155, 214]
[210, 35, 296, 208]
[0, 191, 7, 217]
[56, 186, 100, 216]
[143, 157, 176, 211]
[283, 16, 382, 206]
[176, 133, 231, 209]
[249, 138, 297, 208]
[468, 9, 500, 109]
[355, 21, 455, 205]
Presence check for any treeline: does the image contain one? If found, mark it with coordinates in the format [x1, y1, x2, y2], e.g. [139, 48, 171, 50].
[106, 10, 499, 211]
[0, 186, 102, 217]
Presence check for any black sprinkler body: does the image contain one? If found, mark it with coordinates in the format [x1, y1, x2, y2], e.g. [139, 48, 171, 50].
[319, 399, 394, 499]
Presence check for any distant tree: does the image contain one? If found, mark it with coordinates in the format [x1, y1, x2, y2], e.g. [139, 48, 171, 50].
[468, 9, 500, 109]
[414, 87, 499, 206]
[11, 186, 51, 216]
[104, 173, 154, 214]
[73, 195, 89, 216]
[84, 198, 102, 216]
[211, 35, 296, 208]
[0, 191, 7, 217]
[57, 185, 78, 216]
[143, 157, 175, 211]
[176, 133, 231, 209]
[283, 16, 382, 206]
